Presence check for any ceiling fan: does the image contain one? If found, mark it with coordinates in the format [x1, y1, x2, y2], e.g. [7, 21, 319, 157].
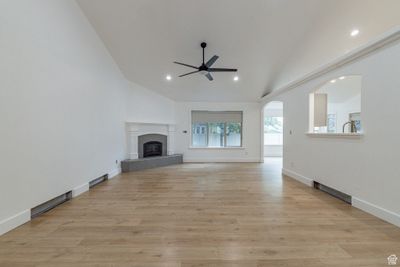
[174, 42, 238, 81]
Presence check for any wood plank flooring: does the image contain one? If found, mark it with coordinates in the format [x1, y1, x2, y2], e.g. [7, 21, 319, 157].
[1, 158, 399, 266]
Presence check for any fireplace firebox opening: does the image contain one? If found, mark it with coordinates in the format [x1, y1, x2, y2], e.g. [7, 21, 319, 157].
[143, 141, 162, 158]
[137, 134, 167, 158]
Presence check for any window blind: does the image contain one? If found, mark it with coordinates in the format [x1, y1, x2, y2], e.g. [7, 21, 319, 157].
[191, 111, 243, 124]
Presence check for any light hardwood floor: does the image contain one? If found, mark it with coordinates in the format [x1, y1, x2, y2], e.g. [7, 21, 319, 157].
[1, 158, 400, 266]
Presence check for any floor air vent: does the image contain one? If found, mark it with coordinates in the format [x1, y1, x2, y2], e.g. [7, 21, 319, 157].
[313, 181, 352, 204]
[89, 174, 108, 189]
[31, 191, 72, 219]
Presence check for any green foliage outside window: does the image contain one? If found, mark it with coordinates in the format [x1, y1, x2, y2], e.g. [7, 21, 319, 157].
[264, 117, 283, 134]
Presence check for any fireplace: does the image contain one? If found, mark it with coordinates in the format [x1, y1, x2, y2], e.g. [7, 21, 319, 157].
[143, 141, 162, 158]
[126, 122, 175, 160]
[137, 134, 167, 158]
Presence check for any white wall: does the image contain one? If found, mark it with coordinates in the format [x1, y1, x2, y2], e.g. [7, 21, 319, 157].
[174, 102, 261, 162]
[266, 38, 400, 226]
[126, 81, 175, 124]
[0, 0, 175, 235]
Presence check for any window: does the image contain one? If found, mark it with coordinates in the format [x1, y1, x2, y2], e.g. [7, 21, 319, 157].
[191, 111, 243, 147]
[226, 122, 241, 147]
[192, 123, 207, 147]
[264, 117, 283, 145]
[327, 114, 337, 133]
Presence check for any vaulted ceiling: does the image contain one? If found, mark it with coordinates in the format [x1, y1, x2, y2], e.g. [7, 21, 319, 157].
[77, 0, 400, 102]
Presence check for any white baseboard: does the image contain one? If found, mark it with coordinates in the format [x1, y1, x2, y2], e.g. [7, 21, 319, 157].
[0, 209, 30, 236]
[108, 167, 121, 179]
[352, 197, 400, 228]
[184, 157, 261, 163]
[282, 168, 400, 228]
[0, 167, 122, 236]
[72, 183, 89, 198]
[282, 168, 314, 187]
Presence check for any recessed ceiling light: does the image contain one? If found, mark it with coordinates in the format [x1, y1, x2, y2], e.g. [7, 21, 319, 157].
[330, 79, 337, 83]
[233, 76, 239, 82]
[166, 75, 172, 81]
[350, 29, 360, 37]
[339, 76, 346, 80]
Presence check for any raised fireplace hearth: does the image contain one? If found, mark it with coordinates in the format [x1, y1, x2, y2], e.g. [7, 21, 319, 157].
[121, 154, 183, 172]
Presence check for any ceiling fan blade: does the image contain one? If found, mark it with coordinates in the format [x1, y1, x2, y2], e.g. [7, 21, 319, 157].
[205, 72, 213, 81]
[205, 55, 219, 68]
[179, 70, 200, 77]
[173, 61, 198, 69]
[208, 68, 238, 72]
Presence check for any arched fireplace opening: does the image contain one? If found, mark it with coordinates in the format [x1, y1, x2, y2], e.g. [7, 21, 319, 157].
[137, 133, 167, 158]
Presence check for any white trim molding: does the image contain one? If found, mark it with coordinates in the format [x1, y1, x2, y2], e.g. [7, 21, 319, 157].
[283, 168, 400, 228]
[282, 168, 314, 187]
[352, 197, 400, 228]
[167, 125, 176, 156]
[0, 209, 30, 236]
[108, 168, 121, 179]
[261, 26, 400, 103]
[72, 183, 89, 198]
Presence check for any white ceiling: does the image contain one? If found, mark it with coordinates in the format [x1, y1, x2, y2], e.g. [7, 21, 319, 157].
[77, 0, 400, 102]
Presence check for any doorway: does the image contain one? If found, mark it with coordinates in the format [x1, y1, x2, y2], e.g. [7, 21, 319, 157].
[263, 101, 283, 163]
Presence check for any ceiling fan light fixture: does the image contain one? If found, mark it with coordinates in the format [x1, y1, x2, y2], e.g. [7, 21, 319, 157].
[166, 75, 172, 81]
[199, 70, 208, 75]
[233, 76, 239, 82]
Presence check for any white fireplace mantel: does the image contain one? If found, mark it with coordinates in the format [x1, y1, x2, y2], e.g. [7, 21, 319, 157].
[126, 122, 175, 159]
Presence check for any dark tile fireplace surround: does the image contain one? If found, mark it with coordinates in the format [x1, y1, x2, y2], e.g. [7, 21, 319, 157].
[138, 134, 167, 158]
